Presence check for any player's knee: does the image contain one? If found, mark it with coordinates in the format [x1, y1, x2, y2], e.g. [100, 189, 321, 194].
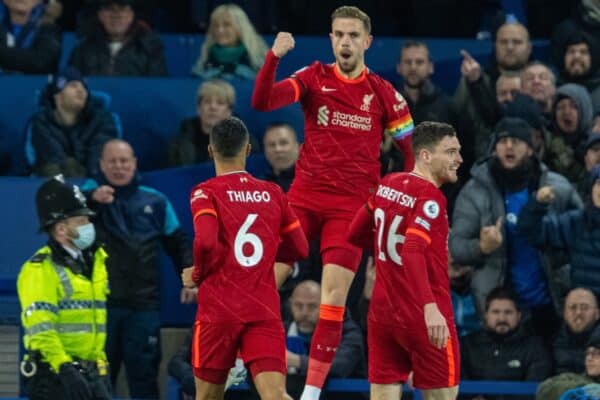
[257, 385, 288, 400]
[422, 386, 458, 400]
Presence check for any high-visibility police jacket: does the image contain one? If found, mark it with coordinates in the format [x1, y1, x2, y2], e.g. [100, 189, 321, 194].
[17, 242, 109, 372]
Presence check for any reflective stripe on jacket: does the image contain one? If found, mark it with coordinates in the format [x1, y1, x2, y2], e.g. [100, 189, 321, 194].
[17, 245, 109, 372]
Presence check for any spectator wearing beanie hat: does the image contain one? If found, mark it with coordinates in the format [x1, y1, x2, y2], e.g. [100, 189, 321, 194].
[26, 67, 118, 177]
[450, 116, 582, 344]
[503, 93, 549, 159]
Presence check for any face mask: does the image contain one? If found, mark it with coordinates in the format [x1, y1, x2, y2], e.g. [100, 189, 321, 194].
[72, 223, 96, 250]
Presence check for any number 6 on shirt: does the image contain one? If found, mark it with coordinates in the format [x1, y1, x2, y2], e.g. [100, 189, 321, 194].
[234, 214, 264, 267]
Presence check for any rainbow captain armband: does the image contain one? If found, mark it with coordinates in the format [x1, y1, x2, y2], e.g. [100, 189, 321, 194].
[385, 114, 414, 141]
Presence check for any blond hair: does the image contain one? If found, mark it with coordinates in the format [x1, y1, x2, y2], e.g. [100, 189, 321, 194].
[197, 79, 236, 109]
[331, 6, 371, 34]
[193, 4, 268, 74]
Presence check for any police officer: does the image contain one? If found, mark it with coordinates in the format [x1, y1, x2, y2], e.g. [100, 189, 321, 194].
[17, 176, 111, 400]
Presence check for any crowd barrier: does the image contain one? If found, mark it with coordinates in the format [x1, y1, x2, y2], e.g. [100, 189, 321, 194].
[167, 376, 540, 399]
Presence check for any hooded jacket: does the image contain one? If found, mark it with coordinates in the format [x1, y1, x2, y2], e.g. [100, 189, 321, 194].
[545, 84, 594, 184]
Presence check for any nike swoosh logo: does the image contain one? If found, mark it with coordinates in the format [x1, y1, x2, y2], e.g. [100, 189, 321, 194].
[321, 86, 336, 92]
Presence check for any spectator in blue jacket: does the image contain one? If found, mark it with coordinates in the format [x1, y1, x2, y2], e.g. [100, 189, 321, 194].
[0, 0, 61, 73]
[28, 66, 118, 177]
[83, 139, 193, 399]
[518, 164, 600, 297]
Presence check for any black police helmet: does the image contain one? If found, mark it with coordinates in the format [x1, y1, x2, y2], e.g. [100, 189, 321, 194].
[35, 176, 95, 230]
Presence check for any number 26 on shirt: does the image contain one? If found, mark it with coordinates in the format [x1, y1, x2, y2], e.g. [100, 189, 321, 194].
[374, 208, 405, 266]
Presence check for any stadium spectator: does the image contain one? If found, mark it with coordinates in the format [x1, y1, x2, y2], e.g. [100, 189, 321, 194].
[392, 40, 462, 177]
[262, 122, 299, 192]
[454, 20, 532, 164]
[0, 0, 61, 73]
[555, 32, 600, 113]
[83, 139, 193, 399]
[395, 40, 459, 128]
[545, 83, 594, 184]
[551, 0, 600, 84]
[518, 165, 600, 300]
[502, 93, 547, 160]
[252, 7, 415, 398]
[69, 0, 167, 76]
[585, 133, 600, 173]
[449, 255, 480, 338]
[27, 67, 118, 178]
[550, 288, 600, 375]
[450, 117, 583, 343]
[520, 61, 557, 117]
[285, 280, 365, 399]
[18, 176, 111, 400]
[191, 3, 268, 80]
[168, 79, 259, 167]
[536, 332, 600, 400]
[460, 287, 552, 388]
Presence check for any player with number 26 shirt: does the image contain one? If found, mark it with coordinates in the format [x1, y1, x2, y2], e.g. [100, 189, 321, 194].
[348, 122, 462, 398]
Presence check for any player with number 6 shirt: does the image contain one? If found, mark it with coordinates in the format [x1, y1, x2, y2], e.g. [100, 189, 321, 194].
[182, 117, 308, 400]
[348, 122, 463, 400]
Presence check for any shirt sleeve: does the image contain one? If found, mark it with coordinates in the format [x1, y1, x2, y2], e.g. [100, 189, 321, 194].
[347, 197, 375, 250]
[400, 191, 446, 307]
[379, 81, 415, 170]
[189, 185, 218, 284]
[251, 50, 305, 111]
[276, 191, 309, 262]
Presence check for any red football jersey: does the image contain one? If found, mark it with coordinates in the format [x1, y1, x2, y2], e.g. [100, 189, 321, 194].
[290, 62, 414, 197]
[189, 171, 302, 323]
[363, 172, 453, 326]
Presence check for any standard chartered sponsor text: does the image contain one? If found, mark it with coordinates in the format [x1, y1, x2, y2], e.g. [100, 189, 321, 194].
[331, 111, 372, 131]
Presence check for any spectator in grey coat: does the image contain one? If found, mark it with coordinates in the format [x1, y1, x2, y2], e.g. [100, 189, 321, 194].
[450, 117, 583, 343]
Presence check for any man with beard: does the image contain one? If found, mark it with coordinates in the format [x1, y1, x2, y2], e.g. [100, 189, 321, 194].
[460, 287, 551, 397]
[551, 288, 600, 374]
[558, 33, 600, 112]
[252, 6, 414, 399]
[450, 117, 582, 345]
